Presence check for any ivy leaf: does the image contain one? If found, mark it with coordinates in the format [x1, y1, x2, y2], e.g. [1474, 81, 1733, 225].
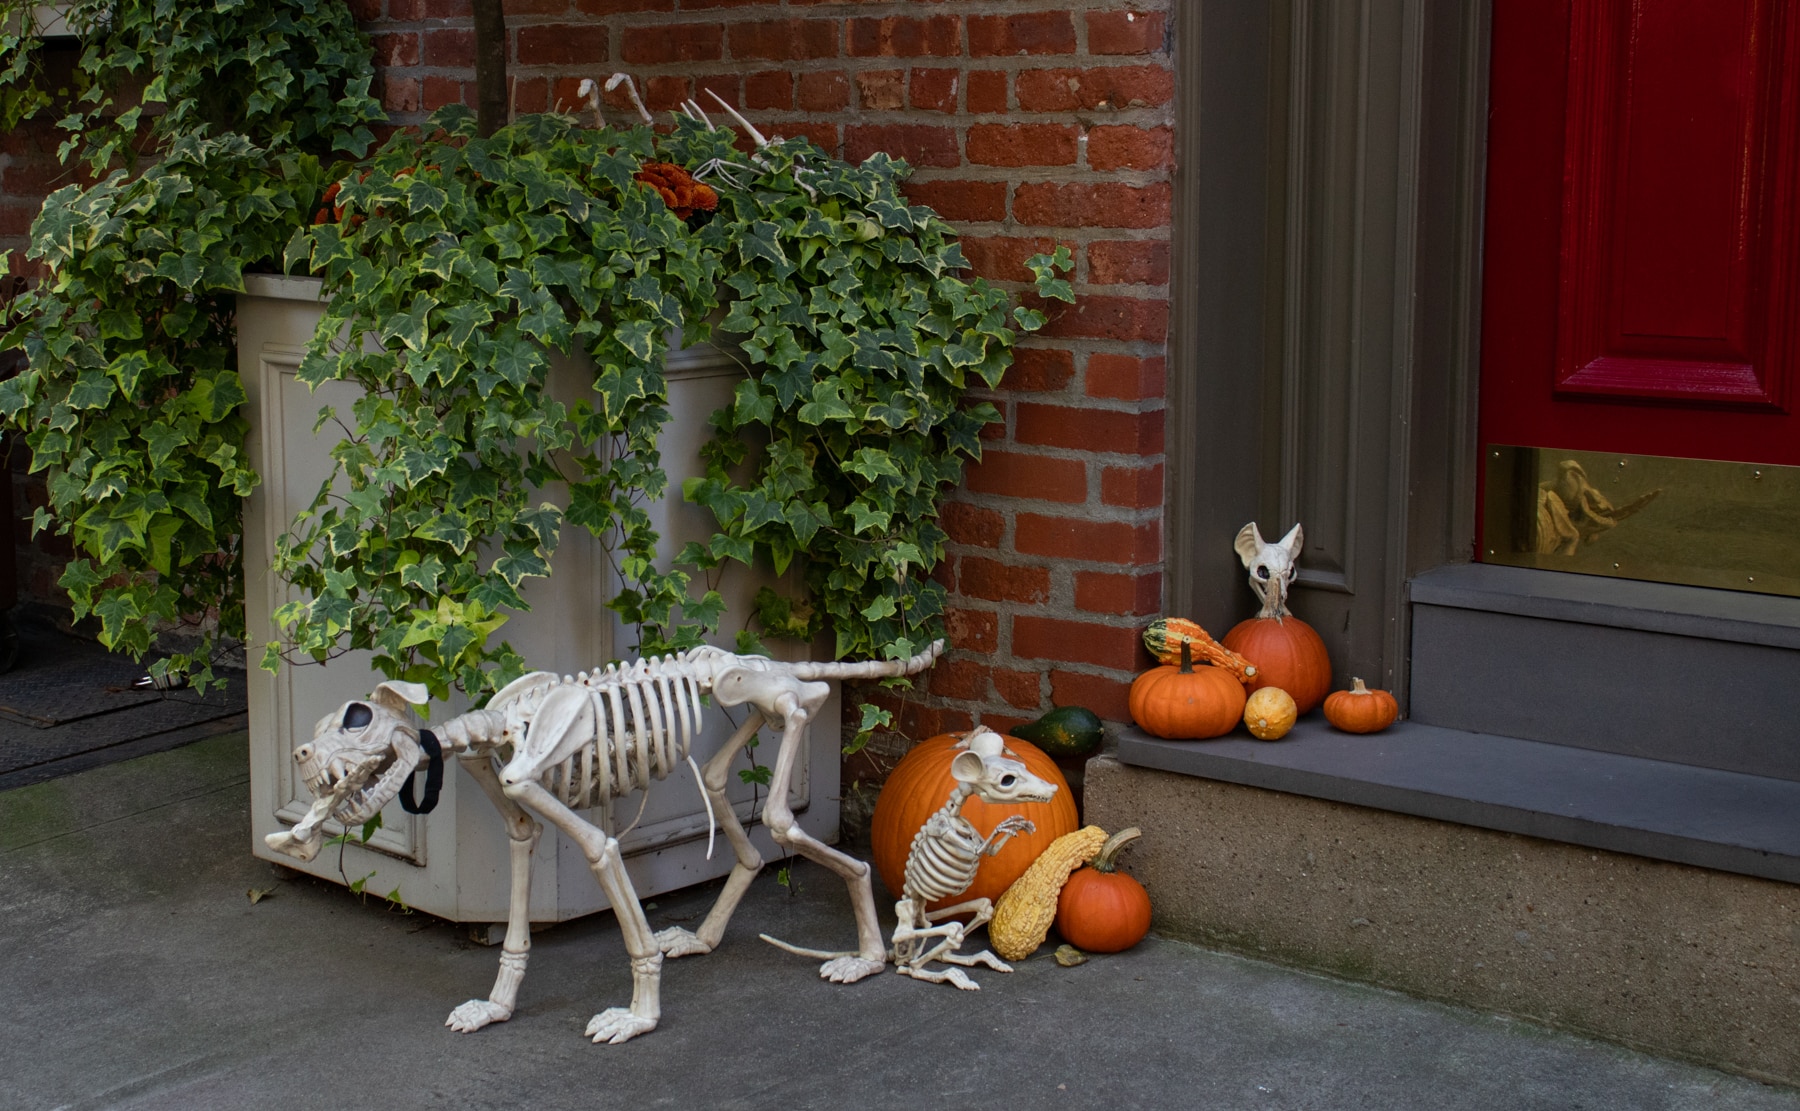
[68, 370, 115, 410]
[93, 591, 142, 647]
[784, 499, 828, 547]
[484, 335, 542, 389]
[842, 448, 900, 482]
[516, 503, 562, 550]
[168, 486, 213, 530]
[98, 308, 142, 341]
[399, 553, 445, 592]
[381, 294, 437, 353]
[846, 500, 892, 534]
[742, 221, 792, 275]
[406, 177, 447, 214]
[154, 251, 204, 290]
[109, 351, 150, 397]
[866, 196, 915, 231]
[732, 379, 775, 426]
[142, 423, 187, 467]
[616, 319, 656, 362]
[493, 541, 550, 588]
[442, 301, 493, 350]
[185, 372, 248, 422]
[59, 559, 102, 616]
[0, 376, 29, 418]
[414, 512, 472, 553]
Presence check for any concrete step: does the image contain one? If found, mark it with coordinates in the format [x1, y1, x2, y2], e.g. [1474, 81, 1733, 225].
[1407, 563, 1800, 780]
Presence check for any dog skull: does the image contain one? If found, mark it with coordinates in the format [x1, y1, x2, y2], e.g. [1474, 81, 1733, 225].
[266, 681, 431, 860]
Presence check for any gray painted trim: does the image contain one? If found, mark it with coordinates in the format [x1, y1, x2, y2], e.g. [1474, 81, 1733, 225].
[1168, 1, 1493, 696]
[1116, 721, 1800, 886]
[1164, 1, 1204, 622]
[1411, 562, 1800, 650]
[1167, 1, 1278, 630]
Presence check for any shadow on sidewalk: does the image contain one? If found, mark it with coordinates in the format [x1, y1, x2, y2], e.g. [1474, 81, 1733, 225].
[0, 611, 245, 791]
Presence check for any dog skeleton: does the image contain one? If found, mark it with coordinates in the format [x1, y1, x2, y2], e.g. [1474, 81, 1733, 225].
[763, 727, 1055, 990]
[267, 640, 942, 1043]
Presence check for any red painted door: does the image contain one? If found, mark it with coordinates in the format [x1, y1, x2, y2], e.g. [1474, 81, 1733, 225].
[1482, 0, 1800, 459]
[1478, 0, 1800, 589]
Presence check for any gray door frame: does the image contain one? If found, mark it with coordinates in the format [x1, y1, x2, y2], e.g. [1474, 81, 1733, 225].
[1168, 0, 1491, 705]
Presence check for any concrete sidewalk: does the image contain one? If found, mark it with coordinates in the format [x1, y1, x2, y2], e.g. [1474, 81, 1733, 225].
[2, 733, 1796, 1111]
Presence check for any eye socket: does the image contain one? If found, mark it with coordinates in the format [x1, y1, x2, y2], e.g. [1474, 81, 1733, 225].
[1000, 774, 1016, 788]
[343, 703, 374, 730]
[1255, 566, 1271, 580]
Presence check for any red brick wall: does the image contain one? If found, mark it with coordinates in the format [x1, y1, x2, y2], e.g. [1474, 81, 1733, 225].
[361, 0, 1176, 734]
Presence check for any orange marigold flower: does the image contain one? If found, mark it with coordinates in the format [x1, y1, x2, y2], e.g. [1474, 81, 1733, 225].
[635, 161, 715, 221]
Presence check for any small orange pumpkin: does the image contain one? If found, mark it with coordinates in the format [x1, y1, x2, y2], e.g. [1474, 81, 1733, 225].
[1222, 614, 1332, 715]
[871, 733, 1078, 913]
[1322, 677, 1399, 733]
[1128, 641, 1246, 740]
[1055, 827, 1152, 953]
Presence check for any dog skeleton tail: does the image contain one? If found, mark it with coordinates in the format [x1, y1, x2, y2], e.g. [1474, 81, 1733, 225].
[758, 933, 858, 961]
[781, 639, 945, 682]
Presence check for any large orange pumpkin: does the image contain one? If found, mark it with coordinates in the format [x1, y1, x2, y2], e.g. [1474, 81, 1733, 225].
[1222, 614, 1332, 715]
[871, 733, 1078, 913]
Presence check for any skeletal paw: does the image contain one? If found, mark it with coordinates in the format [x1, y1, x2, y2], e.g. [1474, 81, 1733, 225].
[585, 1007, 658, 1045]
[445, 999, 511, 1033]
[994, 815, 1035, 836]
[655, 926, 712, 958]
[945, 968, 980, 991]
[819, 955, 884, 983]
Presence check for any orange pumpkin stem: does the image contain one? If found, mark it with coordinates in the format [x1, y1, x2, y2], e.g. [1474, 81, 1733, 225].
[1350, 677, 1370, 694]
[1091, 826, 1141, 874]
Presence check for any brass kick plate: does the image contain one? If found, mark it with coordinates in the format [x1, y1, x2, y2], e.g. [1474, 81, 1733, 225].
[1481, 445, 1800, 598]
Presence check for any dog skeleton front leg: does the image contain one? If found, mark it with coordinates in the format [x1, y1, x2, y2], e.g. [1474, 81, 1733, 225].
[499, 686, 663, 1043]
[446, 751, 541, 1033]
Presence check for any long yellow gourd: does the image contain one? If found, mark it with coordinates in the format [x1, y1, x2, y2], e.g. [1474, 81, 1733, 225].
[988, 825, 1110, 961]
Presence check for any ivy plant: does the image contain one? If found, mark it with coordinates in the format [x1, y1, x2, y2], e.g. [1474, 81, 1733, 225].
[276, 105, 1072, 718]
[0, 0, 381, 690]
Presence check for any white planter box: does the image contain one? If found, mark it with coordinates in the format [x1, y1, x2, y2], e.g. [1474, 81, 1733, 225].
[237, 274, 838, 924]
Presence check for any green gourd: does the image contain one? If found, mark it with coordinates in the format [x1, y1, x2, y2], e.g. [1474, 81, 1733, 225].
[1011, 706, 1105, 758]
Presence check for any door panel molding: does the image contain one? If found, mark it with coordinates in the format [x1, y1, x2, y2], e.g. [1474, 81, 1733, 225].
[1172, 0, 1490, 705]
[1553, 0, 1798, 410]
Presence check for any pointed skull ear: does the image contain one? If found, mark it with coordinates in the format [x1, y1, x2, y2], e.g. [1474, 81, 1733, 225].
[1278, 523, 1304, 563]
[1234, 522, 1266, 569]
[371, 680, 431, 715]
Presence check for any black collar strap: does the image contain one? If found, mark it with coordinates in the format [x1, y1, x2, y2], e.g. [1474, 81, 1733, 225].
[398, 729, 444, 815]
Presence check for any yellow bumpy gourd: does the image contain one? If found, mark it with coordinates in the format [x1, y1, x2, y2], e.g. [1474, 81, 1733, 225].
[989, 824, 1110, 961]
